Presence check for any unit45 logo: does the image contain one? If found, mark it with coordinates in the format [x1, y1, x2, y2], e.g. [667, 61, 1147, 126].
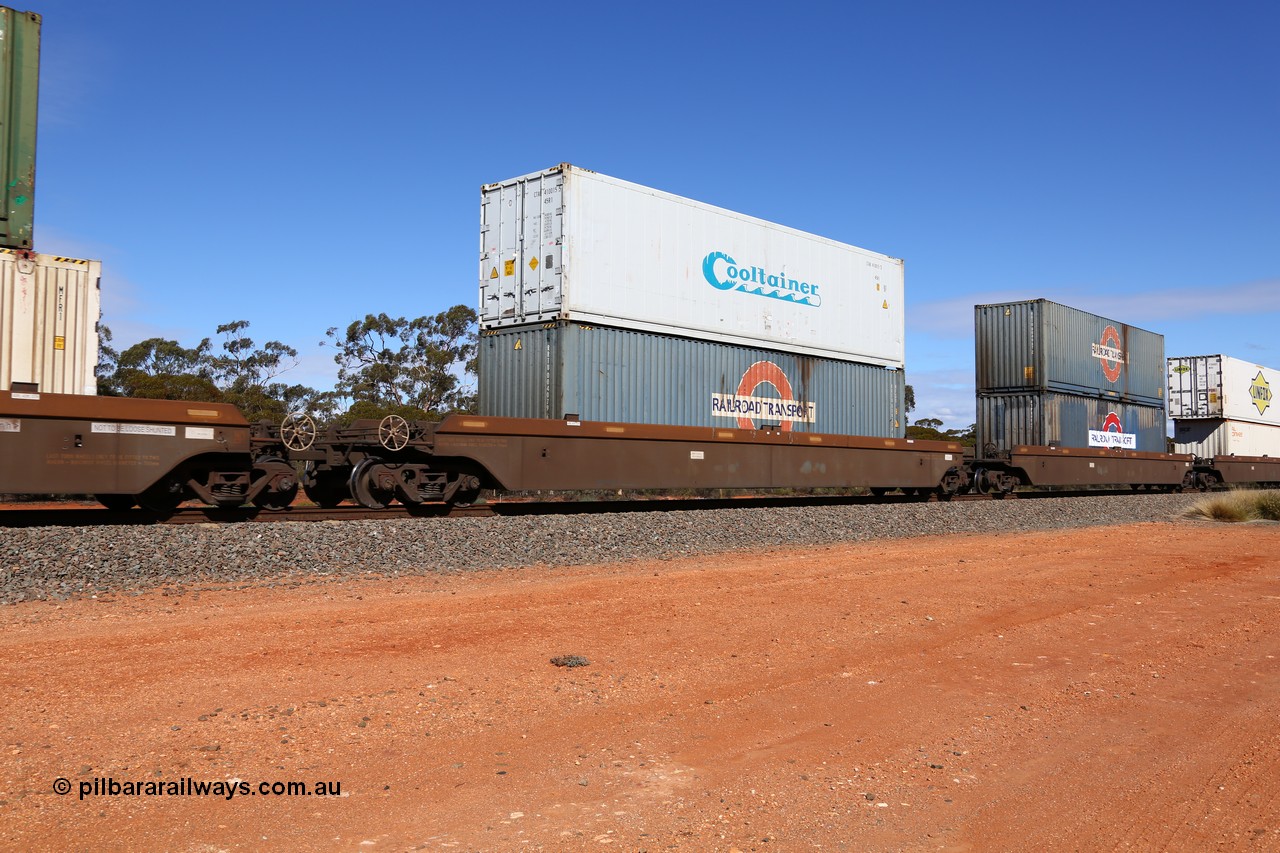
[1249, 371, 1272, 416]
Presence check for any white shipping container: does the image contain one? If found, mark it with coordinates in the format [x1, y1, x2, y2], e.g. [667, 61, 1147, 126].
[1172, 418, 1280, 458]
[1167, 355, 1279, 426]
[479, 164, 904, 368]
[0, 249, 101, 395]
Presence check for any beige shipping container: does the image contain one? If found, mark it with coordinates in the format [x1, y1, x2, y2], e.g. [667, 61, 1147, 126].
[0, 249, 101, 395]
[1172, 418, 1280, 458]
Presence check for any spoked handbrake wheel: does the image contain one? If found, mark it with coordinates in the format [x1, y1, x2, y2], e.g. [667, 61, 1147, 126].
[281, 412, 317, 452]
[378, 414, 411, 451]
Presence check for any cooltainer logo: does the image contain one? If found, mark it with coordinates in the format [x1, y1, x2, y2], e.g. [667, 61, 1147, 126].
[1091, 325, 1126, 383]
[702, 252, 822, 308]
[1250, 371, 1272, 416]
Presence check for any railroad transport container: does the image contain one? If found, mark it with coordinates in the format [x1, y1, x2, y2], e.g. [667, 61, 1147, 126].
[0, 248, 101, 395]
[0, 6, 40, 250]
[975, 299, 1164, 405]
[1171, 418, 1280, 458]
[1167, 355, 1278, 426]
[479, 163, 904, 368]
[976, 391, 1166, 454]
[478, 321, 905, 437]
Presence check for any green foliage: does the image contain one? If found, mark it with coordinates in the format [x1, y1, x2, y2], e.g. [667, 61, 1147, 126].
[96, 306, 479, 427]
[107, 336, 220, 401]
[324, 305, 478, 420]
[209, 320, 333, 423]
[904, 384, 915, 414]
[905, 418, 977, 446]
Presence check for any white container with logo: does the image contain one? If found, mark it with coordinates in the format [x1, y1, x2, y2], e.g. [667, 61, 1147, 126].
[478, 164, 904, 368]
[1167, 355, 1279, 427]
[0, 249, 101, 395]
[1172, 418, 1280, 457]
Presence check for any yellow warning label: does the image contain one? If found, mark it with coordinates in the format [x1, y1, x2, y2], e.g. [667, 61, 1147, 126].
[514, 339, 522, 350]
[504, 260, 515, 277]
[54, 336, 65, 351]
[529, 257, 539, 271]
[882, 300, 888, 309]
[489, 267, 498, 279]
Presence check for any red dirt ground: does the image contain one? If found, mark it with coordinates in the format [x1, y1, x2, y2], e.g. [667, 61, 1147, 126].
[2, 521, 1278, 851]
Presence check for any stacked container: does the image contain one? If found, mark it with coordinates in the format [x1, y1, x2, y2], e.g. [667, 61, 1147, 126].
[1168, 355, 1279, 457]
[0, 6, 40, 251]
[477, 164, 907, 436]
[974, 299, 1166, 452]
[0, 249, 101, 395]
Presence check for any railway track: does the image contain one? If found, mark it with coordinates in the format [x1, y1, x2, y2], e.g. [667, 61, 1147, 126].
[0, 488, 1177, 527]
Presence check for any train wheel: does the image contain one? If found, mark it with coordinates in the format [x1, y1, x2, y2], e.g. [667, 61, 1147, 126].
[139, 478, 184, 513]
[449, 475, 482, 507]
[252, 456, 299, 510]
[350, 457, 395, 509]
[95, 494, 136, 511]
[302, 462, 349, 508]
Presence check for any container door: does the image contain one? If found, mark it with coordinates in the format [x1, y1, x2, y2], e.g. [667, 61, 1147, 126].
[1197, 355, 1223, 417]
[479, 171, 563, 327]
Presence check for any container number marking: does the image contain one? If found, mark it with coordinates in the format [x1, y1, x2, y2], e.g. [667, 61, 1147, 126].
[0, 418, 19, 432]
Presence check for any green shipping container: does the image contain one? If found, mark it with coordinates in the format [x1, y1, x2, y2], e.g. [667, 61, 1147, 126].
[0, 7, 38, 250]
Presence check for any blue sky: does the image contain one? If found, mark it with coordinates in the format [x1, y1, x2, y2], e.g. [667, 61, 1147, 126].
[27, 0, 1279, 428]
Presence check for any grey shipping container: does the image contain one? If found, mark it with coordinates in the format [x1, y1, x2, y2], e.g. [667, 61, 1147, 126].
[976, 391, 1167, 454]
[0, 7, 39, 249]
[479, 321, 905, 437]
[975, 299, 1165, 405]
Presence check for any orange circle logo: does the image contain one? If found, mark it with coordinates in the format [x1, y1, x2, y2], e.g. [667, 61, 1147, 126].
[1097, 326, 1124, 383]
[735, 361, 795, 431]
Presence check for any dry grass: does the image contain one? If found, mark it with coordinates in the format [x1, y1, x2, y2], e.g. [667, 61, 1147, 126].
[1183, 489, 1280, 522]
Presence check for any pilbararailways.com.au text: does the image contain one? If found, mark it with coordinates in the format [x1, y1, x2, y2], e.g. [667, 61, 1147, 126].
[55, 776, 342, 801]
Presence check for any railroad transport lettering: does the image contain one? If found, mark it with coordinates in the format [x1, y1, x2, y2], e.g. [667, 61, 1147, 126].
[1088, 430, 1136, 449]
[1090, 343, 1125, 363]
[711, 393, 816, 423]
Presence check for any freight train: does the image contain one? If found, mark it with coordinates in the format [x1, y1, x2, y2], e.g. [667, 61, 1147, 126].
[4, 166, 1278, 509]
[2, 379, 1278, 512]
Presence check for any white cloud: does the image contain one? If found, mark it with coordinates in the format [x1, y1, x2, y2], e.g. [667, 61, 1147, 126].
[910, 278, 1280, 340]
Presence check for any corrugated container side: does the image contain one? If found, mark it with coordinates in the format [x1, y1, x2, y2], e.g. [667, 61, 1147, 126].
[479, 164, 905, 367]
[478, 321, 904, 437]
[1172, 419, 1280, 458]
[976, 391, 1167, 454]
[0, 7, 39, 249]
[0, 249, 101, 394]
[1167, 355, 1279, 426]
[975, 299, 1165, 405]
